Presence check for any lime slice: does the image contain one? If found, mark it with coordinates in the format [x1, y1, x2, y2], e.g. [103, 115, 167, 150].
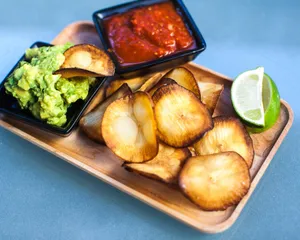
[247, 73, 281, 133]
[231, 67, 265, 127]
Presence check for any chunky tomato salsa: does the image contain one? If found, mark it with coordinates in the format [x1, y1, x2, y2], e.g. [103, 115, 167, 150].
[103, 2, 196, 66]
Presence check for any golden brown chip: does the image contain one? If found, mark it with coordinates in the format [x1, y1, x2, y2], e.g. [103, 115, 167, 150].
[148, 78, 177, 96]
[54, 68, 103, 78]
[153, 84, 213, 148]
[197, 81, 224, 114]
[188, 147, 197, 157]
[138, 73, 163, 92]
[194, 116, 254, 168]
[124, 143, 191, 184]
[102, 91, 158, 162]
[179, 152, 251, 211]
[58, 44, 115, 77]
[80, 84, 132, 143]
[105, 74, 153, 97]
[164, 67, 201, 98]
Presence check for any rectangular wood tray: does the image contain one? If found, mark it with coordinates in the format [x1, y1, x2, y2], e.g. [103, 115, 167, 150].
[0, 21, 293, 233]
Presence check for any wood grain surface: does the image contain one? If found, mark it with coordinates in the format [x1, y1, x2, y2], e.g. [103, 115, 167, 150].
[0, 21, 294, 234]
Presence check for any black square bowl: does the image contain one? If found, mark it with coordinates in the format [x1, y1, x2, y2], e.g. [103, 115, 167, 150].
[93, 0, 206, 77]
[0, 41, 106, 136]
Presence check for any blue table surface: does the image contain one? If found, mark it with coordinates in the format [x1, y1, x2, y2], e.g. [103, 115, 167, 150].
[0, 0, 299, 239]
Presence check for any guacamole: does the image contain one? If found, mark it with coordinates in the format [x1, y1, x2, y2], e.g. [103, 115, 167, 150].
[4, 43, 96, 127]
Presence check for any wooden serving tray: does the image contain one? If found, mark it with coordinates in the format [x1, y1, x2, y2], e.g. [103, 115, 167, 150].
[0, 21, 293, 233]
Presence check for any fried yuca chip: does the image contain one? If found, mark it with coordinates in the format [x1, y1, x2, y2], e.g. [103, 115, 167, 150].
[147, 78, 177, 96]
[194, 116, 254, 168]
[124, 143, 191, 184]
[179, 152, 251, 211]
[80, 84, 132, 143]
[102, 91, 158, 162]
[164, 67, 201, 98]
[197, 81, 224, 114]
[153, 84, 213, 148]
[188, 146, 197, 157]
[138, 73, 163, 92]
[55, 44, 115, 77]
[105, 73, 153, 97]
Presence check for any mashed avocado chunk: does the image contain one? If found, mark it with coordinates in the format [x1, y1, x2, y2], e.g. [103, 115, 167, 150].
[56, 77, 96, 105]
[4, 43, 96, 127]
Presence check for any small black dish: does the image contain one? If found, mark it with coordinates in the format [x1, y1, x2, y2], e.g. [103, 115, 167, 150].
[93, 0, 206, 77]
[0, 41, 106, 136]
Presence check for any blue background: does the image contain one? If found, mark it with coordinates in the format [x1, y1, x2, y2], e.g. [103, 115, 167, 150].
[0, 0, 299, 239]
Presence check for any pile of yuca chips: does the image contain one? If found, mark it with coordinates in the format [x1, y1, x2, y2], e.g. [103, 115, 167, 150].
[80, 67, 254, 211]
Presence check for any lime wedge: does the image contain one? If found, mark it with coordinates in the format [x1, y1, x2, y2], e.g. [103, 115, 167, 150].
[247, 73, 281, 133]
[231, 67, 265, 127]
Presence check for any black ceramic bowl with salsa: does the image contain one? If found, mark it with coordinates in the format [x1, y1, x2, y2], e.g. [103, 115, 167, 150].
[93, 0, 206, 77]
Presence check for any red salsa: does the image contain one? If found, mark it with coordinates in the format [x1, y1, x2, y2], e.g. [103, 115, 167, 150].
[104, 2, 196, 66]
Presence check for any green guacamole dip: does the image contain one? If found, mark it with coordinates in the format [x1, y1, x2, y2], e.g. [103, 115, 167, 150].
[4, 43, 96, 127]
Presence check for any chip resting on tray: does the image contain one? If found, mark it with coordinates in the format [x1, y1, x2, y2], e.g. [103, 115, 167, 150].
[102, 91, 158, 162]
[147, 78, 177, 96]
[124, 143, 191, 184]
[80, 83, 132, 143]
[153, 83, 213, 148]
[138, 73, 163, 92]
[197, 81, 224, 114]
[179, 152, 251, 211]
[105, 74, 154, 97]
[164, 67, 201, 98]
[194, 116, 254, 168]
